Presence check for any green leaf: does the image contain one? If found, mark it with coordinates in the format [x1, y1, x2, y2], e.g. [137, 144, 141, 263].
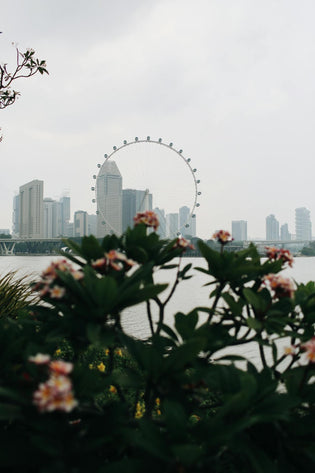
[165, 338, 206, 371]
[175, 311, 198, 340]
[197, 240, 221, 273]
[160, 323, 179, 341]
[0, 402, 23, 420]
[172, 444, 202, 467]
[246, 318, 263, 330]
[243, 288, 265, 312]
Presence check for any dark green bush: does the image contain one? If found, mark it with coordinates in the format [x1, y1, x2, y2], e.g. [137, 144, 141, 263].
[0, 222, 314, 473]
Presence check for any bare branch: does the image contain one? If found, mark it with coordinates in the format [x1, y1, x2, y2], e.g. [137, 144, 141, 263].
[0, 45, 48, 110]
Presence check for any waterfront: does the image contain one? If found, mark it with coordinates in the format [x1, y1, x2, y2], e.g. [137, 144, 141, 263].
[1, 254, 315, 368]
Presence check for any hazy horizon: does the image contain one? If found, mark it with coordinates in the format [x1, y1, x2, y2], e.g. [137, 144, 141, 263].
[1, 0, 315, 239]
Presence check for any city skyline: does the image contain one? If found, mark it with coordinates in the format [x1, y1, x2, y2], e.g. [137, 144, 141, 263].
[11, 173, 198, 239]
[2, 2, 315, 238]
[9, 176, 313, 241]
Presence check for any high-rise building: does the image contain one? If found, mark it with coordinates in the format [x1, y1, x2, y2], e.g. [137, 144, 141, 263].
[59, 196, 70, 236]
[179, 206, 196, 238]
[96, 161, 122, 237]
[280, 223, 291, 241]
[122, 189, 153, 232]
[295, 207, 312, 240]
[166, 213, 179, 238]
[74, 210, 88, 237]
[12, 194, 20, 236]
[232, 220, 248, 241]
[43, 198, 60, 238]
[179, 206, 190, 231]
[266, 214, 279, 241]
[189, 214, 197, 238]
[88, 214, 97, 236]
[19, 180, 44, 239]
[154, 207, 166, 238]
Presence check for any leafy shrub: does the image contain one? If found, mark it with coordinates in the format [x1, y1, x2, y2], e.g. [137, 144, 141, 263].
[0, 219, 314, 473]
[0, 270, 37, 318]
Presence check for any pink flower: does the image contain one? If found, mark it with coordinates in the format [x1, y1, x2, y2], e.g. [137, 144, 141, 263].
[41, 260, 73, 281]
[263, 274, 295, 299]
[33, 374, 78, 413]
[265, 247, 294, 268]
[301, 337, 315, 363]
[92, 251, 136, 274]
[284, 345, 297, 356]
[72, 270, 84, 280]
[29, 353, 51, 365]
[212, 230, 233, 245]
[133, 210, 159, 231]
[33, 259, 84, 299]
[173, 237, 195, 251]
[50, 285, 66, 299]
[49, 360, 73, 375]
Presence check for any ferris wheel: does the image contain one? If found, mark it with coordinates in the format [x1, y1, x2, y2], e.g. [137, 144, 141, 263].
[91, 137, 201, 238]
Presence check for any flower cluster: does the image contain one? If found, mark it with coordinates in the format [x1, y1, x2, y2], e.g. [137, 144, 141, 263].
[30, 355, 78, 413]
[263, 274, 295, 299]
[302, 337, 315, 363]
[133, 210, 159, 231]
[32, 259, 83, 299]
[92, 250, 136, 274]
[284, 337, 315, 364]
[172, 237, 195, 252]
[212, 230, 234, 245]
[135, 400, 145, 419]
[265, 246, 294, 267]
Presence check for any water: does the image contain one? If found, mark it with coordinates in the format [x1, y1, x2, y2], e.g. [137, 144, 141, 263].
[1, 255, 315, 368]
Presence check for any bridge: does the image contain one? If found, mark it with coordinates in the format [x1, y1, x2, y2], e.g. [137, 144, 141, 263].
[0, 237, 311, 256]
[243, 240, 310, 253]
[0, 238, 63, 255]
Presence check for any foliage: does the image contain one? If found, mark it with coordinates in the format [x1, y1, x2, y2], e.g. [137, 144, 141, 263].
[0, 233, 11, 239]
[301, 241, 315, 256]
[0, 222, 314, 473]
[0, 45, 48, 110]
[0, 271, 37, 318]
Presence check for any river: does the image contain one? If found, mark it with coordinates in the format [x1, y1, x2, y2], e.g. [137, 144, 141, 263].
[1, 254, 315, 368]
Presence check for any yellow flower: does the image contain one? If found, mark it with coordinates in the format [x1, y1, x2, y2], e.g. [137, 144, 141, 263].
[97, 362, 106, 373]
[105, 349, 110, 356]
[191, 414, 200, 422]
[89, 363, 94, 370]
[55, 349, 61, 356]
[156, 409, 161, 416]
[109, 385, 117, 394]
[135, 401, 145, 419]
[115, 348, 122, 357]
[155, 397, 160, 406]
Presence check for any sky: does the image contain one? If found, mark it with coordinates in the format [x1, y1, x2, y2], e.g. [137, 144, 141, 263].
[1, 0, 315, 239]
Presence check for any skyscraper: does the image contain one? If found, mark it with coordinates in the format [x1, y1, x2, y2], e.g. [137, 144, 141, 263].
[88, 214, 97, 236]
[179, 206, 190, 231]
[74, 210, 88, 237]
[232, 220, 248, 241]
[154, 207, 166, 238]
[179, 206, 196, 237]
[19, 180, 44, 239]
[43, 198, 60, 238]
[266, 214, 279, 241]
[122, 189, 153, 232]
[166, 213, 179, 238]
[60, 196, 70, 236]
[12, 194, 19, 236]
[295, 207, 312, 240]
[280, 223, 291, 241]
[96, 161, 122, 237]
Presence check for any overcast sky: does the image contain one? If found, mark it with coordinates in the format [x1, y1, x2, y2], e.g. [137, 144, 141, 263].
[1, 0, 315, 239]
